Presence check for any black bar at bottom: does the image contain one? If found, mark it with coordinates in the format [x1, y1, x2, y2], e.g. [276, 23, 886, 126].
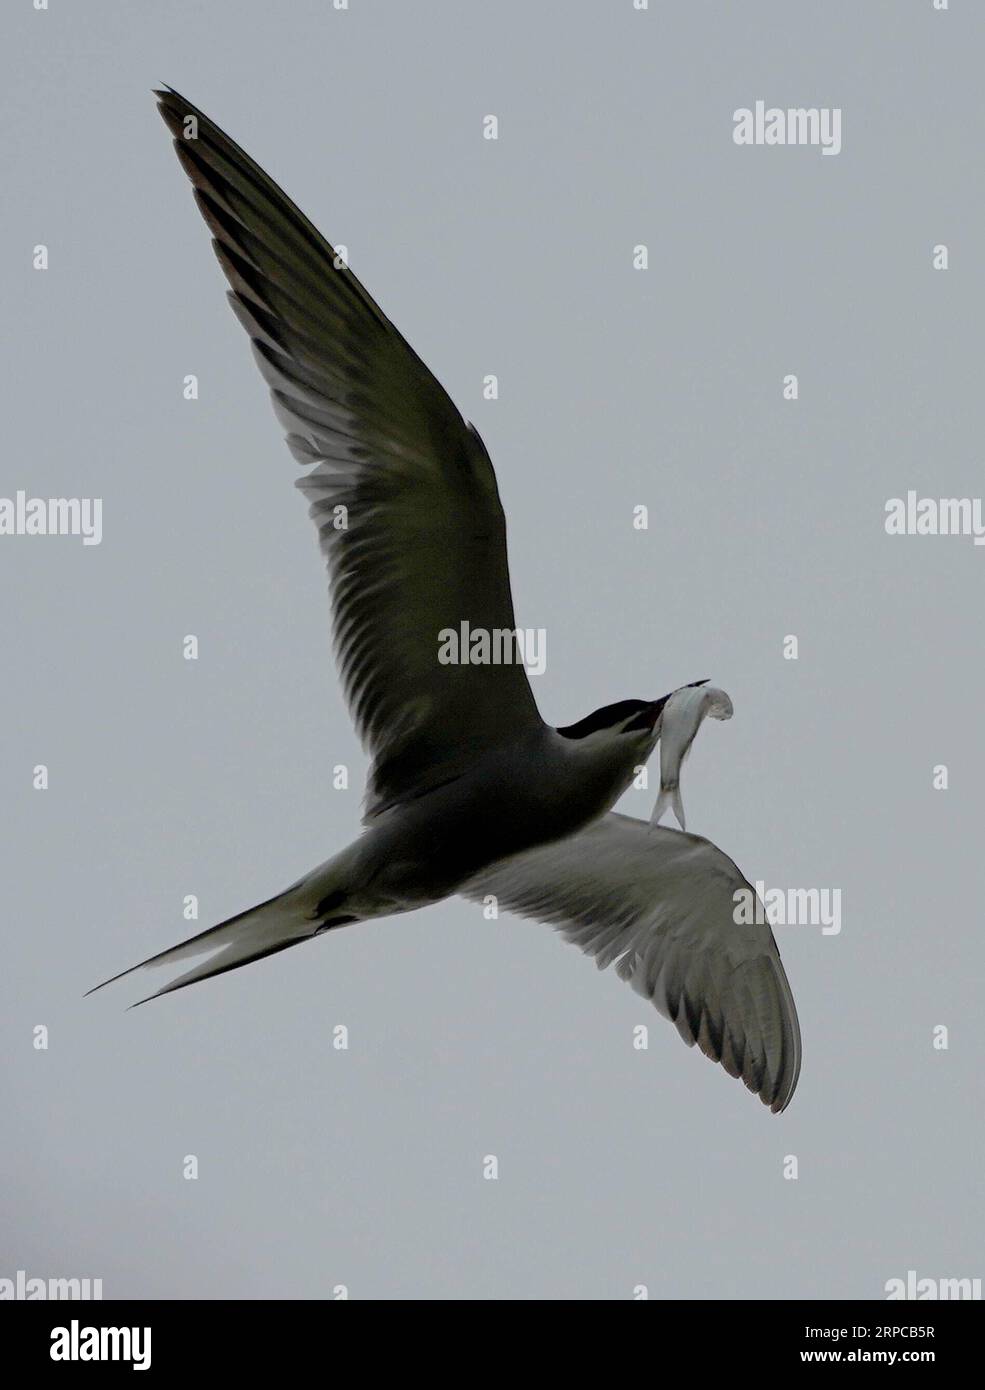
[2, 1297, 977, 1373]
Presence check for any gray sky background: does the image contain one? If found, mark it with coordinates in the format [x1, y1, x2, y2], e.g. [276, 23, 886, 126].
[1, 0, 982, 1299]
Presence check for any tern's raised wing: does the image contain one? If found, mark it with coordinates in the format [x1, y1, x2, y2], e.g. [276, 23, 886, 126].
[157, 89, 542, 818]
[462, 814, 801, 1112]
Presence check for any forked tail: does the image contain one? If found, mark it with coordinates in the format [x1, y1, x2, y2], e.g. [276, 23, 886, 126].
[650, 783, 686, 831]
[86, 860, 358, 1007]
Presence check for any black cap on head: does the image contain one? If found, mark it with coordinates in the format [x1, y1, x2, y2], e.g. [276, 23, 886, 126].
[558, 696, 663, 740]
[556, 681, 709, 740]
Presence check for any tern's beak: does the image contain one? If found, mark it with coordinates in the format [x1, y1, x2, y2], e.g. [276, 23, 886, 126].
[637, 677, 710, 733]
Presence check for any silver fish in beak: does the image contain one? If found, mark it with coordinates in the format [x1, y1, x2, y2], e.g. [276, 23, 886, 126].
[650, 683, 734, 830]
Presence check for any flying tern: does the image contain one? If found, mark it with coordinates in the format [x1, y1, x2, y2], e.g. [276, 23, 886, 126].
[90, 90, 800, 1112]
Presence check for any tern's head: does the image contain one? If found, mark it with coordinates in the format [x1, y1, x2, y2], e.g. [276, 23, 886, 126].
[556, 694, 675, 753]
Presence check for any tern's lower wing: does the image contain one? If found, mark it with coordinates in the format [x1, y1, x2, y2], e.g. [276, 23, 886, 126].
[462, 814, 801, 1113]
[156, 90, 543, 819]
